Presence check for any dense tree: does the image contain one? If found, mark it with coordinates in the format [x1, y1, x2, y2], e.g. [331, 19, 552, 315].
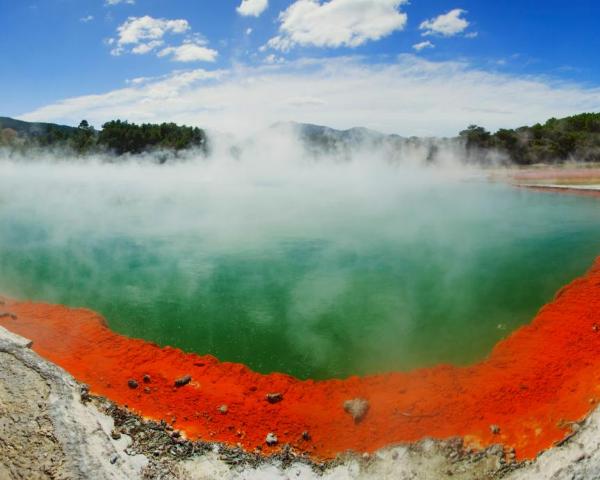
[461, 112, 600, 164]
[459, 125, 493, 150]
[0, 117, 207, 159]
[97, 120, 206, 155]
[71, 120, 96, 153]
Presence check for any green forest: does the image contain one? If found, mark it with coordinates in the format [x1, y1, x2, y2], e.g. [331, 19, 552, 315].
[460, 112, 600, 164]
[0, 118, 207, 157]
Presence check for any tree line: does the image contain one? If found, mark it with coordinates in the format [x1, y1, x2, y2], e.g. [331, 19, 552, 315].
[0, 119, 208, 157]
[2, 113, 600, 164]
[460, 112, 600, 165]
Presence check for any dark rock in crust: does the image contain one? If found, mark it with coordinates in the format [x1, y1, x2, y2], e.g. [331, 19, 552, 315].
[266, 392, 284, 404]
[174, 375, 192, 388]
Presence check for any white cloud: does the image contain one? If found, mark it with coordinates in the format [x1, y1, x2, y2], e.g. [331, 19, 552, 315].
[20, 56, 600, 138]
[237, 0, 269, 17]
[106, 0, 135, 5]
[267, 0, 408, 51]
[116, 16, 189, 46]
[264, 54, 285, 64]
[413, 41, 434, 51]
[131, 40, 164, 55]
[108, 16, 217, 62]
[420, 9, 469, 37]
[246, 28, 253, 35]
[80, 15, 94, 23]
[158, 41, 218, 63]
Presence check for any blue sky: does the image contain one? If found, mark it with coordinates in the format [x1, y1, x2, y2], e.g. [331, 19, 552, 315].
[2, 0, 600, 135]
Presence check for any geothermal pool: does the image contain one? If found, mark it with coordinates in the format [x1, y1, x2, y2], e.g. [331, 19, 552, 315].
[1, 160, 600, 379]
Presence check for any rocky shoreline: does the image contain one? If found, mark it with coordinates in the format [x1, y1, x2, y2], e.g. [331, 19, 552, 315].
[3, 325, 600, 479]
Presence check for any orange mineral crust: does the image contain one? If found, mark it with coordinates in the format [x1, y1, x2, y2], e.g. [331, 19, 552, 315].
[3, 259, 600, 460]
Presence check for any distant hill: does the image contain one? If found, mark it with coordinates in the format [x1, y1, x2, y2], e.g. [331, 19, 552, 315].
[272, 121, 403, 149]
[267, 121, 454, 164]
[2, 113, 600, 164]
[0, 116, 77, 137]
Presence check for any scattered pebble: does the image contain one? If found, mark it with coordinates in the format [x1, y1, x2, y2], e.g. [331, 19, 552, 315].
[143, 374, 151, 384]
[266, 392, 283, 404]
[0, 312, 17, 320]
[219, 404, 229, 415]
[490, 424, 501, 435]
[344, 398, 370, 423]
[302, 431, 311, 441]
[143, 387, 151, 394]
[127, 379, 138, 389]
[174, 375, 192, 388]
[111, 429, 121, 440]
[109, 454, 118, 465]
[265, 432, 278, 446]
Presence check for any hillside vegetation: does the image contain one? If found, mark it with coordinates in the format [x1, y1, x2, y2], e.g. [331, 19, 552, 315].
[0, 118, 207, 157]
[461, 113, 600, 164]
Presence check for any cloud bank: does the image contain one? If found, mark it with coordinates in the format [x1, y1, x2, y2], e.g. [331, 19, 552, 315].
[20, 55, 600, 137]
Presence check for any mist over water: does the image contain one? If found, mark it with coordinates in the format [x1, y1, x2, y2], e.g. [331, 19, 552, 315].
[1, 133, 600, 379]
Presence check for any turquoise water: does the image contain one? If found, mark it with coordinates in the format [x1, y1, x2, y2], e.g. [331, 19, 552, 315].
[0, 161, 599, 379]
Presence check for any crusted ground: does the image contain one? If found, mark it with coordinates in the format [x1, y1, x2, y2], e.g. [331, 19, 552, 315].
[1, 324, 600, 480]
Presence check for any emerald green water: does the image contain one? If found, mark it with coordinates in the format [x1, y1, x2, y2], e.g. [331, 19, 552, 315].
[1, 161, 599, 379]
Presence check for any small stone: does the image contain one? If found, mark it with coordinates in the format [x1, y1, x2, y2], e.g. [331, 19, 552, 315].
[80, 384, 90, 402]
[174, 375, 192, 387]
[265, 432, 278, 446]
[111, 429, 121, 440]
[344, 398, 370, 423]
[171, 431, 181, 439]
[266, 392, 283, 404]
[143, 374, 151, 384]
[490, 424, 501, 435]
[127, 379, 138, 389]
[0, 312, 17, 320]
[219, 404, 229, 415]
[143, 387, 151, 394]
[109, 454, 118, 465]
[301, 431, 311, 441]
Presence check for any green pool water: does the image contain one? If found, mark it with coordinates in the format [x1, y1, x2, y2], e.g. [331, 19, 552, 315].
[1, 161, 599, 379]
